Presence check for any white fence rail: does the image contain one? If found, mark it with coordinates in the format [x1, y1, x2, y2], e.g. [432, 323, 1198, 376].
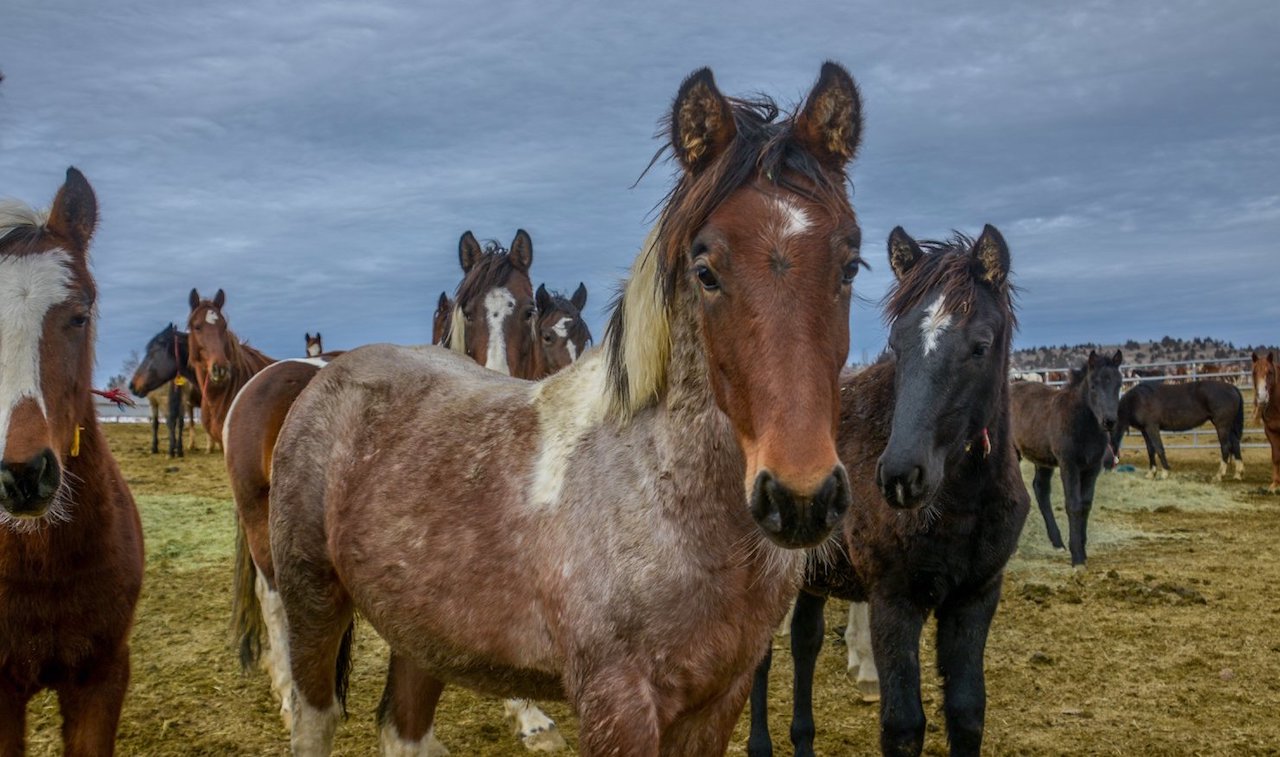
[1019, 357, 1265, 450]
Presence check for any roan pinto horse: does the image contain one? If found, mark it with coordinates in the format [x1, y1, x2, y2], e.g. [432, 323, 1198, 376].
[227, 230, 565, 749]
[748, 227, 1030, 757]
[0, 168, 144, 755]
[270, 62, 864, 756]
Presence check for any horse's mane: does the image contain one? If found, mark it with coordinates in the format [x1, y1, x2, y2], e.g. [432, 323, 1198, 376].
[603, 96, 855, 421]
[0, 200, 50, 252]
[446, 241, 521, 356]
[883, 233, 1018, 329]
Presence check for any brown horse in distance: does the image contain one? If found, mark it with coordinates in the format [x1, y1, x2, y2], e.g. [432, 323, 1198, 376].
[270, 61, 864, 756]
[1252, 351, 1280, 493]
[186, 288, 274, 451]
[0, 168, 145, 755]
[304, 332, 323, 357]
[432, 292, 452, 345]
[534, 283, 592, 376]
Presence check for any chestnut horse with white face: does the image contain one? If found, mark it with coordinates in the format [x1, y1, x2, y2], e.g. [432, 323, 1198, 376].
[271, 62, 864, 756]
[1252, 351, 1280, 493]
[446, 230, 538, 375]
[0, 168, 144, 755]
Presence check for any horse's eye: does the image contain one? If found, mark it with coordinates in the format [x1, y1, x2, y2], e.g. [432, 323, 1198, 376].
[69, 314, 89, 328]
[542, 333, 554, 344]
[972, 343, 990, 358]
[694, 264, 720, 291]
[842, 257, 865, 285]
[526, 308, 537, 321]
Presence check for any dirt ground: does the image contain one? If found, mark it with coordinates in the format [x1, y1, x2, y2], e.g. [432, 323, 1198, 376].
[21, 424, 1280, 755]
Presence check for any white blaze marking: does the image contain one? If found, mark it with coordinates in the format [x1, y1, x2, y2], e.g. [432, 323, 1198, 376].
[0, 251, 72, 461]
[774, 198, 811, 239]
[483, 287, 516, 375]
[307, 343, 321, 357]
[205, 310, 219, 325]
[920, 295, 953, 356]
[552, 316, 580, 363]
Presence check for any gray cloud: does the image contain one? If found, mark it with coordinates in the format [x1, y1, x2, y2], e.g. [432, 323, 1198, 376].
[2, 0, 1277, 383]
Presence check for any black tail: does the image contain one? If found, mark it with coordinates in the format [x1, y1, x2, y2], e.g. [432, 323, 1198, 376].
[1231, 390, 1245, 459]
[335, 618, 356, 718]
[231, 515, 265, 670]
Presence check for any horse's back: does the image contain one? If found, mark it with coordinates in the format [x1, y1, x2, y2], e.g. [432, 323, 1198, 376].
[1009, 380, 1063, 465]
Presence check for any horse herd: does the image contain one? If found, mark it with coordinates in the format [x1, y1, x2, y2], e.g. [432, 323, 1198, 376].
[3, 62, 1279, 757]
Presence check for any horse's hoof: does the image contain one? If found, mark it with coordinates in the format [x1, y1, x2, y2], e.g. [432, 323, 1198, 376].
[1072, 564, 1087, 576]
[280, 703, 293, 731]
[1158, 469, 1169, 480]
[521, 725, 567, 753]
[856, 678, 880, 703]
[1212, 475, 1222, 483]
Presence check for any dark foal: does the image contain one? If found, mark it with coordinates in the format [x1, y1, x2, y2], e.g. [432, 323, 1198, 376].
[748, 226, 1029, 757]
[1011, 350, 1123, 567]
[1110, 380, 1244, 481]
[130, 323, 201, 457]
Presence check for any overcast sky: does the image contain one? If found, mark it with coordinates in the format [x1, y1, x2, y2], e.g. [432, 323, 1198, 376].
[2, 0, 1278, 382]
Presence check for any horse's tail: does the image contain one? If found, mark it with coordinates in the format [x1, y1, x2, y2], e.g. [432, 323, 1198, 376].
[336, 618, 356, 718]
[1231, 389, 1245, 458]
[231, 514, 266, 671]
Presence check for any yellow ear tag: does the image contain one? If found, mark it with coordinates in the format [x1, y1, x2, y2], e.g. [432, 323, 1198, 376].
[71, 425, 83, 457]
[175, 376, 187, 387]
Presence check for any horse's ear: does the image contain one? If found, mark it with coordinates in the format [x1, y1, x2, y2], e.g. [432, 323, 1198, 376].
[1112, 349, 1123, 366]
[671, 67, 736, 174]
[47, 167, 98, 251]
[793, 62, 864, 172]
[887, 226, 923, 281]
[571, 282, 588, 311]
[305, 332, 311, 340]
[1087, 350, 1100, 369]
[1269, 351, 1276, 365]
[971, 224, 1010, 290]
[459, 231, 482, 273]
[510, 229, 533, 272]
[189, 289, 200, 311]
[536, 283, 553, 313]
[213, 289, 226, 310]
[437, 291, 451, 312]
[1253, 351, 1261, 363]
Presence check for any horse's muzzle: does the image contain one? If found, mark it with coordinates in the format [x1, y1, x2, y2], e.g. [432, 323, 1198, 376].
[750, 466, 850, 548]
[877, 456, 929, 509]
[0, 449, 61, 517]
[209, 364, 231, 384]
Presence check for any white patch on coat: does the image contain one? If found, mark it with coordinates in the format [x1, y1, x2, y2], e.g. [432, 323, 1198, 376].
[205, 310, 220, 325]
[0, 250, 72, 461]
[380, 719, 450, 757]
[774, 197, 811, 239]
[528, 354, 608, 508]
[484, 287, 517, 375]
[257, 569, 295, 728]
[920, 295, 953, 356]
[504, 699, 566, 752]
[290, 691, 340, 757]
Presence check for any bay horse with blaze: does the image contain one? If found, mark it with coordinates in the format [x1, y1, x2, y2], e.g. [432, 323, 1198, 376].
[270, 62, 865, 756]
[534, 283, 592, 376]
[0, 168, 144, 755]
[186, 288, 275, 451]
[747, 226, 1029, 757]
[1252, 351, 1280, 493]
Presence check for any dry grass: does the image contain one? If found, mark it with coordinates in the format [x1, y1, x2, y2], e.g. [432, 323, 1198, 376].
[20, 425, 1280, 755]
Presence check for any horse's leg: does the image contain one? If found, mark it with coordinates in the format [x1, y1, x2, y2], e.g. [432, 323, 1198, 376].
[1214, 419, 1231, 482]
[1032, 465, 1063, 549]
[1268, 426, 1280, 494]
[0, 684, 29, 756]
[1060, 462, 1088, 567]
[870, 596, 928, 756]
[1137, 427, 1156, 478]
[571, 667, 659, 757]
[659, 669, 755, 756]
[788, 591, 826, 757]
[378, 653, 449, 756]
[935, 581, 1001, 757]
[1066, 463, 1100, 569]
[187, 398, 199, 452]
[56, 646, 130, 757]
[257, 568, 295, 729]
[844, 601, 879, 701]
[1151, 428, 1170, 479]
[150, 401, 160, 454]
[745, 645, 774, 757]
[504, 699, 565, 752]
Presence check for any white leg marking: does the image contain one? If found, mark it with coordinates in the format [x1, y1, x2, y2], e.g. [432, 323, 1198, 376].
[776, 598, 794, 637]
[919, 294, 952, 356]
[1214, 460, 1227, 483]
[504, 699, 566, 752]
[257, 569, 294, 729]
[0, 251, 72, 461]
[483, 287, 516, 375]
[845, 602, 879, 702]
[290, 691, 340, 757]
[1234, 458, 1246, 480]
[380, 718, 450, 757]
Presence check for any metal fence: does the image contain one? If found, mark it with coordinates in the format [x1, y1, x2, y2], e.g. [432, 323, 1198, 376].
[1023, 357, 1265, 450]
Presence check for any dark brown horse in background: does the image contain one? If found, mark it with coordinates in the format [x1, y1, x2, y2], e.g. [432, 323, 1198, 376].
[432, 292, 452, 345]
[0, 168, 145, 755]
[1012, 350, 1124, 567]
[534, 282, 592, 375]
[1109, 380, 1244, 481]
[749, 226, 1029, 757]
[1252, 352, 1280, 493]
[270, 62, 864, 756]
[186, 288, 275, 452]
[131, 323, 202, 456]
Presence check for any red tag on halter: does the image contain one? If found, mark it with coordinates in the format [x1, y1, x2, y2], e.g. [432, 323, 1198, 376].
[92, 387, 137, 409]
[980, 428, 991, 458]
